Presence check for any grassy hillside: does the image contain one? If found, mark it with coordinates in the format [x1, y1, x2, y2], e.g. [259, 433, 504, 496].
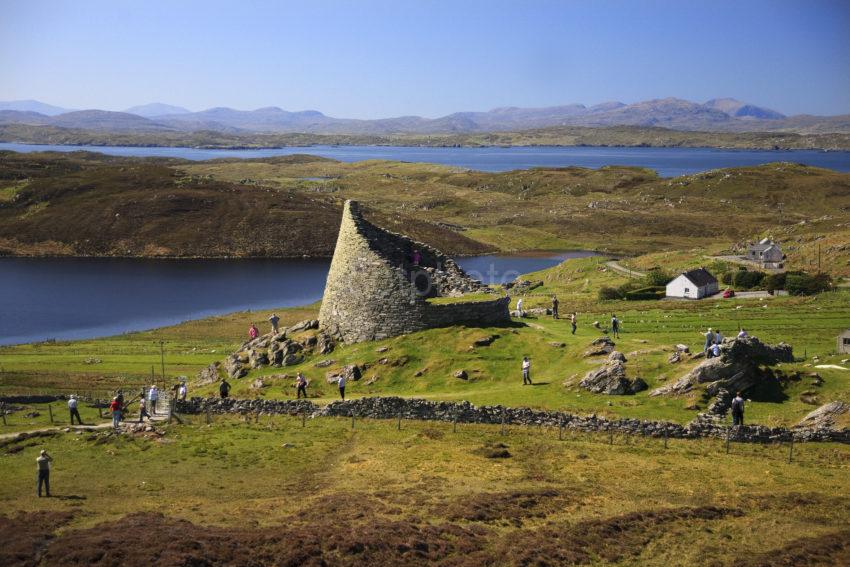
[3, 122, 850, 150]
[0, 152, 491, 257]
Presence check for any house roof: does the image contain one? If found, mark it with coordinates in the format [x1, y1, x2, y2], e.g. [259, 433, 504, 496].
[680, 268, 717, 287]
[748, 239, 782, 253]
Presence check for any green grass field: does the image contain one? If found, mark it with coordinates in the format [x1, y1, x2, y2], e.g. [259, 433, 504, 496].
[1, 415, 849, 565]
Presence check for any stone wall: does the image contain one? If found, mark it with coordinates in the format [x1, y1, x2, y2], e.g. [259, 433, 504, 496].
[318, 200, 509, 343]
[175, 396, 850, 445]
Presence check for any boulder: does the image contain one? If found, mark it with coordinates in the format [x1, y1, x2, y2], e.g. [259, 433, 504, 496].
[252, 378, 268, 390]
[668, 352, 682, 364]
[584, 336, 615, 357]
[315, 359, 335, 368]
[579, 361, 630, 395]
[630, 377, 648, 394]
[197, 363, 220, 386]
[288, 319, 319, 334]
[453, 370, 469, 380]
[608, 351, 627, 364]
[326, 364, 362, 384]
[794, 401, 850, 430]
[317, 332, 335, 355]
[472, 335, 498, 347]
[549, 342, 566, 348]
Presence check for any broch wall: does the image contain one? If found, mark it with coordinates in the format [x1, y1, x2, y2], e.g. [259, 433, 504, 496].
[318, 200, 510, 343]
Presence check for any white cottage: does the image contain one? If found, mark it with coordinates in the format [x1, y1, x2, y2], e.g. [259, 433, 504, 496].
[746, 238, 785, 269]
[665, 268, 719, 299]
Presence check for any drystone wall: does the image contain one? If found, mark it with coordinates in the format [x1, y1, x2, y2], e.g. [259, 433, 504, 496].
[175, 396, 850, 444]
[318, 200, 509, 343]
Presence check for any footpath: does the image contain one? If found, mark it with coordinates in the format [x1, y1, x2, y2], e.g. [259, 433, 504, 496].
[605, 260, 645, 279]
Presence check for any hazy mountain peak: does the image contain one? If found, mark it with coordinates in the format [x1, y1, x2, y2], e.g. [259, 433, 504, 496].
[704, 98, 784, 120]
[0, 99, 72, 116]
[124, 103, 191, 117]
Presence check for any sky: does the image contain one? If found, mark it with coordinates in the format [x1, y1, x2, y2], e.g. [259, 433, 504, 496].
[1, 0, 849, 118]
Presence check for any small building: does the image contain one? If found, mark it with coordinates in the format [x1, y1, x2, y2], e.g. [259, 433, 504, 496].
[746, 238, 785, 269]
[665, 268, 719, 299]
[839, 329, 850, 354]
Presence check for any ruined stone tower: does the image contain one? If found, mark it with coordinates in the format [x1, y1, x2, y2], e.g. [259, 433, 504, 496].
[318, 200, 510, 343]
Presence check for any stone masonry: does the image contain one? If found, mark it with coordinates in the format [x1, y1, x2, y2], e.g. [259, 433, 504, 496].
[318, 200, 510, 343]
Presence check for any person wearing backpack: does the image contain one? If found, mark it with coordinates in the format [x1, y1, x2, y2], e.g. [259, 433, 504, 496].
[219, 379, 231, 399]
[731, 392, 745, 426]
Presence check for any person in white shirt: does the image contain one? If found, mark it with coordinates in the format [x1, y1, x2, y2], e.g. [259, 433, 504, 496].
[516, 298, 524, 317]
[148, 385, 159, 414]
[338, 375, 346, 400]
[68, 395, 83, 425]
[178, 383, 187, 402]
[737, 329, 748, 338]
[522, 356, 532, 385]
[36, 450, 53, 497]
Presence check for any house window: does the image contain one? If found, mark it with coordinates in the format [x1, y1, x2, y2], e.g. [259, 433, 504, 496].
[844, 338, 850, 345]
[684, 287, 690, 294]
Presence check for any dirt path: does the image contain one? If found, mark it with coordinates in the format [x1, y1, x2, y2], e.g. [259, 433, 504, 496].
[605, 260, 646, 279]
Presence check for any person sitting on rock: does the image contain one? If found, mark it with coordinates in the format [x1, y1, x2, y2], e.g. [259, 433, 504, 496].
[219, 379, 231, 399]
[737, 328, 748, 339]
[731, 392, 745, 426]
[248, 323, 259, 340]
[711, 343, 721, 358]
[296, 372, 308, 399]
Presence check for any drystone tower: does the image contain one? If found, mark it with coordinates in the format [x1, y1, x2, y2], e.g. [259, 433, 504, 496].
[319, 200, 510, 343]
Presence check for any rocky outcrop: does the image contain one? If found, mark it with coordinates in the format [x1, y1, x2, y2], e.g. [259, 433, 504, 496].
[651, 337, 792, 397]
[196, 363, 221, 386]
[794, 401, 849, 430]
[325, 364, 362, 384]
[222, 321, 336, 380]
[584, 337, 616, 357]
[579, 352, 646, 395]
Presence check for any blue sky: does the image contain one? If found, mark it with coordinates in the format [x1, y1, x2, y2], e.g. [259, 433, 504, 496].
[1, 0, 848, 117]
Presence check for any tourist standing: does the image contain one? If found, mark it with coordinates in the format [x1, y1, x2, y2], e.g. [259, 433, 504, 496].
[219, 379, 231, 399]
[109, 397, 123, 429]
[296, 372, 308, 399]
[338, 374, 346, 400]
[249, 323, 259, 340]
[715, 329, 724, 345]
[551, 295, 559, 319]
[36, 450, 52, 497]
[68, 395, 83, 425]
[522, 356, 532, 385]
[178, 382, 188, 402]
[704, 328, 714, 353]
[148, 385, 159, 414]
[611, 314, 620, 339]
[516, 298, 524, 318]
[412, 249, 421, 266]
[731, 392, 745, 426]
[269, 313, 280, 335]
[570, 313, 577, 335]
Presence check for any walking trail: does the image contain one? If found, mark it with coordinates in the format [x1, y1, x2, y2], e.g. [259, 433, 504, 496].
[0, 392, 172, 442]
[605, 260, 646, 278]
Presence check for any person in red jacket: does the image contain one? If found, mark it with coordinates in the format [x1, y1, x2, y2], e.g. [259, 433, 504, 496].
[248, 323, 259, 340]
[109, 397, 123, 429]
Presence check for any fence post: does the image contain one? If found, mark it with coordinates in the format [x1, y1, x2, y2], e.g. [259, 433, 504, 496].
[351, 413, 355, 430]
[48, 404, 54, 424]
[788, 436, 794, 464]
[453, 414, 457, 433]
[2, 410, 6, 426]
[559, 421, 564, 441]
[726, 429, 731, 454]
[609, 429, 613, 445]
[664, 426, 668, 449]
[501, 409, 506, 436]
[255, 411, 260, 424]
[302, 410, 306, 428]
[206, 408, 211, 425]
[397, 412, 401, 431]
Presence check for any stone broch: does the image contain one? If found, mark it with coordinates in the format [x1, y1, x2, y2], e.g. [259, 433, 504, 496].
[318, 200, 510, 343]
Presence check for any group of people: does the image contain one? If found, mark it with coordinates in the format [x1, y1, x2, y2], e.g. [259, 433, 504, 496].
[248, 313, 281, 340]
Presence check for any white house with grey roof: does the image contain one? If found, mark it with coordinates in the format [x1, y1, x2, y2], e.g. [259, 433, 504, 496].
[746, 238, 785, 269]
[665, 268, 719, 299]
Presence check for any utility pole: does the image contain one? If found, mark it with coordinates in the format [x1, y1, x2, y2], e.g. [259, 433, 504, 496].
[159, 340, 165, 381]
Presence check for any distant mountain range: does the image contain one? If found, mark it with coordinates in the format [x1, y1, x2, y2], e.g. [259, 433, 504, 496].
[0, 97, 848, 135]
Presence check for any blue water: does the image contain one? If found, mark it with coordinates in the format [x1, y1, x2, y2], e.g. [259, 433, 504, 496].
[0, 252, 582, 345]
[2, 142, 849, 177]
